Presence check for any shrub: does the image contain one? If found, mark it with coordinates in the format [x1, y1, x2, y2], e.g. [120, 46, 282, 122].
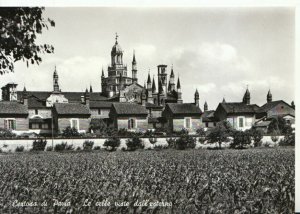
[0, 128, 16, 138]
[46, 146, 53, 151]
[154, 144, 168, 150]
[62, 126, 81, 137]
[144, 130, 155, 138]
[93, 146, 101, 150]
[196, 128, 206, 137]
[166, 138, 176, 148]
[32, 139, 47, 151]
[104, 137, 120, 151]
[126, 136, 143, 151]
[174, 131, 196, 150]
[279, 132, 295, 146]
[271, 135, 279, 143]
[15, 146, 24, 152]
[149, 137, 157, 145]
[76, 146, 81, 151]
[231, 131, 252, 149]
[65, 144, 74, 151]
[198, 137, 206, 144]
[206, 121, 233, 148]
[247, 129, 263, 147]
[54, 142, 67, 151]
[83, 140, 94, 151]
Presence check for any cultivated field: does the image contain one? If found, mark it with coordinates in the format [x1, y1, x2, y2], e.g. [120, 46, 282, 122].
[0, 148, 294, 213]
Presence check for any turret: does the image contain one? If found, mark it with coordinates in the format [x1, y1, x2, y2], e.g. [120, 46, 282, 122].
[152, 76, 156, 93]
[146, 73, 153, 103]
[169, 66, 175, 91]
[84, 88, 90, 108]
[267, 89, 272, 103]
[194, 89, 199, 107]
[132, 50, 137, 83]
[147, 72, 151, 89]
[291, 101, 295, 109]
[242, 88, 250, 105]
[53, 66, 60, 93]
[222, 97, 226, 103]
[90, 85, 93, 93]
[157, 65, 167, 95]
[204, 101, 208, 111]
[177, 77, 182, 103]
[22, 86, 28, 106]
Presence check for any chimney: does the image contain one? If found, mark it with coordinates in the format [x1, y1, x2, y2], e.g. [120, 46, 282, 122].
[23, 87, 28, 106]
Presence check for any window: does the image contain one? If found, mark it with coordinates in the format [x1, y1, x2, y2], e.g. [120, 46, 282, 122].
[154, 98, 157, 104]
[35, 109, 38, 115]
[31, 123, 39, 129]
[5, 119, 16, 130]
[70, 119, 79, 130]
[98, 109, 102, 115]
[185, 117, 191, 129]
[239, 117, 244, 128]
[128, 118, 136, 129]
[205, 122, 208, 127]
[42, 123, 49, 129]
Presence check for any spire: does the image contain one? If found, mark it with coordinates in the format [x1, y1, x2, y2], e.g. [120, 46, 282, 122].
[23, 86, 27, 92]
[132, 50, 136, 64]
[147, 72, 151, 84]
[204, 101, 208, 111]
[101, 67, 105, 77]
[222, 97, 226, 103]
[90, 85, 93, 93]
[115, 32, 118, 44]
[53, 65, 60, 93]
[267, 89, 272, 103]
[243, 86, 250, 104]
[170, 65, 174, 77]
[152, 76, 156, 93]
[168, 80, 171, 92]
[195, 88, 199, 97]
[194, 89, 199, 107]
[177, 77, 181, 90]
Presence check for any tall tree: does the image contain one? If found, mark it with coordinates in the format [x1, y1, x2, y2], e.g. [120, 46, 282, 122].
[0, 7, 55, 74]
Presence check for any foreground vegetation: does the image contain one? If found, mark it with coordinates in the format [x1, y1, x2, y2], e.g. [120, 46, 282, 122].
[0, 148, 294, 213]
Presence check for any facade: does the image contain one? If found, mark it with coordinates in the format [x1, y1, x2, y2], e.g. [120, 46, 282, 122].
[109, 103, 148, 132]
[162, 103, 202, 134]
[214, 89, 259, 131]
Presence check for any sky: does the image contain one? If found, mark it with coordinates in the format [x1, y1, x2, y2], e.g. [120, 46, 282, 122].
[0, 7, 295, 110]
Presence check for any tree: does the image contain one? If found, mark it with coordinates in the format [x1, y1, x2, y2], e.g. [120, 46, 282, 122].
[231, 130, 251, 149]
[126, 135, 143, 151]
[104, 137, 120, 151]
[206, 121, 233, 149]
[247, 129, 263, 147]
[175, 131, 196, 150]
[0, 7, 55, 74]
[62, 126, 81, 137]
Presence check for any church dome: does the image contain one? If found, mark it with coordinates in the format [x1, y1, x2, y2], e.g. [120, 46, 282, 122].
[111, 34, 123, 54]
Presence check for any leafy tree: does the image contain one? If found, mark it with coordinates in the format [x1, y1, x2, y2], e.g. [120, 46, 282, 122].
[231, 130, 252, 149]
[196, 127, 206, 137]
[175, 131, 196, 150]
[90, 119, 109, 136]
[62, 126, 81, 137]
[0, 7, 55, 74]
[247, 129, 263, 147]
[206, 121, 233, 149]
[32, 138, 47, 151]
[126, 135, 143, 151]
[104, 137, 120, 151]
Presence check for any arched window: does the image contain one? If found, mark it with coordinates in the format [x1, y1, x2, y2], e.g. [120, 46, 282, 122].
[153, 98, 157, 104]
[128, 118, 136, 129]
[161, 99, 164, 105]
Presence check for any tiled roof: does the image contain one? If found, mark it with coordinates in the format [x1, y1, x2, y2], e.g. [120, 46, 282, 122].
[89, 101, 113, 108]
[16, 91, 108, 108]
[220, 102, 258, 114]
[202, 110, 217, 122]
[254, 121, 271, 127]
[0, 101, 28, 115]
[54, 103, 90, 115]
[166, 103, 202, 115]
[145, 102, 163, 109]
[257, 100, 292, 113]
[112, 103, 148, 115]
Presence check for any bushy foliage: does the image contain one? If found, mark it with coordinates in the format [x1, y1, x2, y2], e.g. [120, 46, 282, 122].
[62, 126, 81, 138]
[46, 146, 53, 151]
[268, 117, 292, 135]
[15, 146, 24, 152]
[126, 136, 143, 151]
[196, 127, 206, 137]
[32, 139, 47, 151]
[104, 137, 120, 151]
[54, 143, 65, 151]
[89, 119, 116, 137]
[0, 128, 16, 138]
[206, 121, 233, 148]
[83, 140, 94, 151]
[0, 7, 55, 74]
[247, 129, 263, 147]
[149, 137, 157, 144]
[166, 137, 176, 148]
[231, 130, 251, 149]
[271, 135, 279, 143]
[175, 132, 196, 150]
[93, 146, 101, 150]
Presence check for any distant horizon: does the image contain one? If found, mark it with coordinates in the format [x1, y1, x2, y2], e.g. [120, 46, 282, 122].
[0, 7, 295, 110]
